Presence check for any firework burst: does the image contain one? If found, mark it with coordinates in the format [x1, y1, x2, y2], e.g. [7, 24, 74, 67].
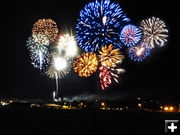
[128, 42, 151, 62]
[110, 67, 125, 83]
[32, 19, 58, 43]
[56, 34, 78, 59]
[99, 65, 125, 90]
[99, 66, 112, 90]
[32, 33, 50, 45]
[73, 52, 98, 77]
[98, 44, 124, 68]
[76, 0, 130, 52]
[46, 53, 70, 79]
[26, 36, 50, 70]
[140, 17, 168, 48]
[120, 24, 142, 47]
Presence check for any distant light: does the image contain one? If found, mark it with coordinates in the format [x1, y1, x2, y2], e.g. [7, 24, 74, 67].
[138, 103, 142, 107]
[163, 106, 175, 112]
[169, 106, 174, 111]
[101, 102, 105, 106]
[164, 107, 169, 111]
[137, 97, 141, 100]
[160, 106, 163, 109]
[1, 101, 8, 106]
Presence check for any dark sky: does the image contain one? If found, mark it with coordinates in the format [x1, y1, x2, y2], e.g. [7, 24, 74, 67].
[3, 0, 179, 100]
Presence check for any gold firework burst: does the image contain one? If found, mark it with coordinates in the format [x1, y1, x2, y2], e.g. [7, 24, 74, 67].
[32, 19, 58, 43]
[98, 44, 124, 68]
[73, 52, 98, 77]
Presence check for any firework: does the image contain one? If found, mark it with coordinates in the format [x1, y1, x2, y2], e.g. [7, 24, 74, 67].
[32, 19, 58, 43]
[32, 33, 50, 45]
[110, 67, 125, 83]
[73, 52, 98, 77]
[26, 36, 50, 70]
[98, 44, 124, 68]
[56, 34, 78, 59]
[46, 53, 69, 79]
[76, 0, 130, 52]
[99, 66, 112, 90]
[46, 53, 70, 99]
[140, 17, 168, 48]
[120, 24, 142, 47]
[128, 42, 151, 62]
[99, 65, 125, 90]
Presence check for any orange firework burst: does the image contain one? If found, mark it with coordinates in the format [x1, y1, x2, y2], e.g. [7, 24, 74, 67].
[98, 44, 124, 68]
[32, 19, 58, 43]
[73, 52, 98, 77]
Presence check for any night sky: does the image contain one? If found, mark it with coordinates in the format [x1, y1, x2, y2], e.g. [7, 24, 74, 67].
[3, 0, 179, 100]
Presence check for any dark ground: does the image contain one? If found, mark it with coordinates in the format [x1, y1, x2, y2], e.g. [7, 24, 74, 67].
[0, 108, 180, 135]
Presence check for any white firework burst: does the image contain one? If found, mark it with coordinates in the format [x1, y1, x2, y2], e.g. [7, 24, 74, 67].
[32, 33, 50, 45]
[56, 34, 78, 59]
[46, 53, 70, 79]
[26, 36, 50, 71]
[140, 17, 168, 48]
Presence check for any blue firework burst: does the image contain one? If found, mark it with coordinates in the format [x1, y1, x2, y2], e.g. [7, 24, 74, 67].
[120, 24, 142, 47]
[26, 36, 50, 71]
[128, 42, 151, 62]
[76, 0, 130, 52]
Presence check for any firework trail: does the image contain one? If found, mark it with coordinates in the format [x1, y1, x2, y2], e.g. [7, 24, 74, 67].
[46, 53, 70, 98]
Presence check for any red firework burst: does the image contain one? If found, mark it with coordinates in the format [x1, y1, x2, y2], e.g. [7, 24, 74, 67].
[99, 66, 112, 90]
